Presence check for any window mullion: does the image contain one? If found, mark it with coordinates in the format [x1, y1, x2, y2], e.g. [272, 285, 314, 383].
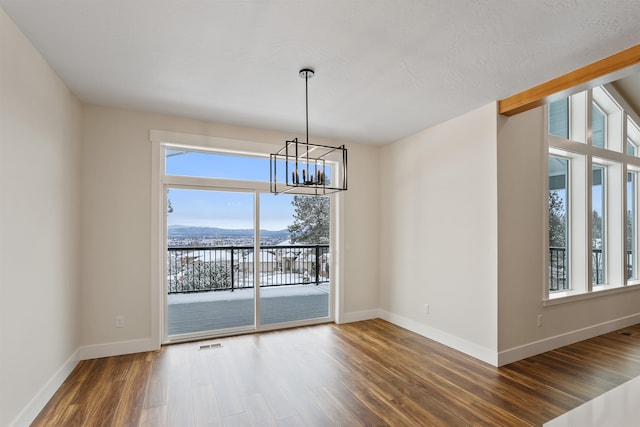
[586, 156, 594, 292]
[570, 91, 589, 144]
[624, 165, 631, 283]
[547, 86, 635, 299]
[606, 163, 624, 286]
[566, 153, 589, 293]
[634, 170, 640, 284]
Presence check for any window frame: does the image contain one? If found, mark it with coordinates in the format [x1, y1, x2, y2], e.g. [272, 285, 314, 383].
[591, 102, 607, 149]
[545, 86, 640, 305]
[149, 130, 346, 346]
[627, 170, 637, 281]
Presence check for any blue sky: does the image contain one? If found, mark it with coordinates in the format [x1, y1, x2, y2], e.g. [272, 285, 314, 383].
[166, 150, 296, 230]
[166, 149, 270, 181]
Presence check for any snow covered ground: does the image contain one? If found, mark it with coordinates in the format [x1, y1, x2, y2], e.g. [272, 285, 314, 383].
[168, 282, 330, 304]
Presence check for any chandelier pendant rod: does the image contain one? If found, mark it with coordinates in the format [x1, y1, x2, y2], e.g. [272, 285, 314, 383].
[269, 67, 346, 195]
[305, 70, 310, 181]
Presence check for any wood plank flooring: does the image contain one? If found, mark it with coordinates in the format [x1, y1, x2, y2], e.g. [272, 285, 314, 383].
[31, 319, 640, 426]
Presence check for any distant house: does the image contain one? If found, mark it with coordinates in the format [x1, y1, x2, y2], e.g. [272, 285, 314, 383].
[294, 251, 315, 275]
[242, 251, 276, 273]
[275, 240, 297, 272]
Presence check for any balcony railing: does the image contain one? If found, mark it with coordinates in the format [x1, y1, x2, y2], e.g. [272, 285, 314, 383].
[549, 247, 568, 291]
[167, 244, 329, 294]
[549, 247, 633, 291]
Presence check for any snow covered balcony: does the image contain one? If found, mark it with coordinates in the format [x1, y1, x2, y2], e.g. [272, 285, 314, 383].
[167, 244, 330, 294]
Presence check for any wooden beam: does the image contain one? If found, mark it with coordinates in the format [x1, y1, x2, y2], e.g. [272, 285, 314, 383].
[499, 44, 640, 116]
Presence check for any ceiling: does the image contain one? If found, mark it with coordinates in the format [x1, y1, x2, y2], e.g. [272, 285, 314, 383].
[1, 0, 639, 145]
[613, 73, 640, 115]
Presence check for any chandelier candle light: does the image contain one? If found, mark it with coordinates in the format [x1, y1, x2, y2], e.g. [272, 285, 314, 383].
[270, 68, 348, 195]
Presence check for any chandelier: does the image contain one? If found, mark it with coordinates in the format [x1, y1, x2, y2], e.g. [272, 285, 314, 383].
[270, 68, 348, 195]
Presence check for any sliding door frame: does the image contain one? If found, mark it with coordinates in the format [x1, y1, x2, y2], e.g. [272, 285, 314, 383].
[162, 183, 262, 343]
[150, 130, 339, 347]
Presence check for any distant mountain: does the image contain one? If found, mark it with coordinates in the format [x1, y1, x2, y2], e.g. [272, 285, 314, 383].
[168, 225, 289, 239]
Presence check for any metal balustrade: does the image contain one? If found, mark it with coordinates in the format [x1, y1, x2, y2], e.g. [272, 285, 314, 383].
[549, 247, 568, 291]
[167, 245, 329, 294]
[549, 247, 633, 292]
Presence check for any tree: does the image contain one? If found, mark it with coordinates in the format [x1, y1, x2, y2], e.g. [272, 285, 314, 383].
[167, 189, 173, 214]
[627, 210, 634, 251]
[549, 191, 566, 247]
[170, 261, 232, 292]
[592, 210, 603, 248]
[288, 195, 329, 244]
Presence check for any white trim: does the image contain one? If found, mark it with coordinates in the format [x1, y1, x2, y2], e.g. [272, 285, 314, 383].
[164, 175, 269, 192]
[604, 83, 640, 129]
[333, 191, 344, 324]
[257, 317, 333, 332]
[165, 317, 334, 344]
[150, 129, 281, 157]
[164, 325, 256, 344]
[547, 86, 640, 301]
[150, 133, 163, 351]
[77, 338, 157, 361]
[254, 190, 261, 329]
[546, 271, 640, 305]
[378, 310, 498, 367]
[498, 313, 640, 366]
[152, 129, 340, 341]
[338, 309, 380, 324]
[9, 349, 79, 427]
[542, 119, 551, 301]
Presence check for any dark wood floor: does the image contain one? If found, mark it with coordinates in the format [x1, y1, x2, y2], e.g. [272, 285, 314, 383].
[32, 319, 640, 426]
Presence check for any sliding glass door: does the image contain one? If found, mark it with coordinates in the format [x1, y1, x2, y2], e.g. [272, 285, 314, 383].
[259, 193, 330, 325]
[166, 188, 256, 337]
[161, 145, 334, 341]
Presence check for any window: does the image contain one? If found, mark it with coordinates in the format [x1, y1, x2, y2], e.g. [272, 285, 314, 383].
[150, 130, 340, 345]
[628, 117, 640, 156]
[628, 172, 636, 280]
[592, 104, 606, 148]
[592, 165, 605, 285]
[549, 156, 569, 290]
[165, 149, 270, 181]
[547, 85, 638, 299]
[627, 140, 636, 155]
[549, 98, 569, 139]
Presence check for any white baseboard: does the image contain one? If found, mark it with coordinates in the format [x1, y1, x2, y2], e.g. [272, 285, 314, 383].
[77, 337, 159, 361]
[11, 338, 159, 426]
[16, 313, 635, 427]
[337, 308, 380, 324]
[9, 349, 79, 427]
[379, 310, 498, 366]
[498, 313, 640, 366]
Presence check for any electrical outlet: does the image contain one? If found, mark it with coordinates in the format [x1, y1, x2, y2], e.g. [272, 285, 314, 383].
[115, 315, 125, 328]
[537, 314, 543, 327]
[423, 304, 430, 315]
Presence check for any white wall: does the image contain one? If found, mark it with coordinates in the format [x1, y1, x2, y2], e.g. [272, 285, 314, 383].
[339, 142, 381, 321]
[10, 1, 640, 419]
[379, 103, 499, 364]
[79, 105, 380, 352]
[0, 8, 82, 427]
[497, 106, 640, 365]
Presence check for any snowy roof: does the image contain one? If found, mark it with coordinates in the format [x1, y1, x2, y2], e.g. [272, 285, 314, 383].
[244, 252, 276, 262]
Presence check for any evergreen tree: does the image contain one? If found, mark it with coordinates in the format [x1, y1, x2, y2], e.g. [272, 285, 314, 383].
[549, 191, 566, 247]
[288, 196, 329, 243]
[627, 210, 634, 252]
[167, 189, 174, 214]
[592, 210, 603, 248]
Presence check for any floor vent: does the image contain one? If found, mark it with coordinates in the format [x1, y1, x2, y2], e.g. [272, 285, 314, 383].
[619, 331, 635, 336]
[199, 343, 223, 350]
